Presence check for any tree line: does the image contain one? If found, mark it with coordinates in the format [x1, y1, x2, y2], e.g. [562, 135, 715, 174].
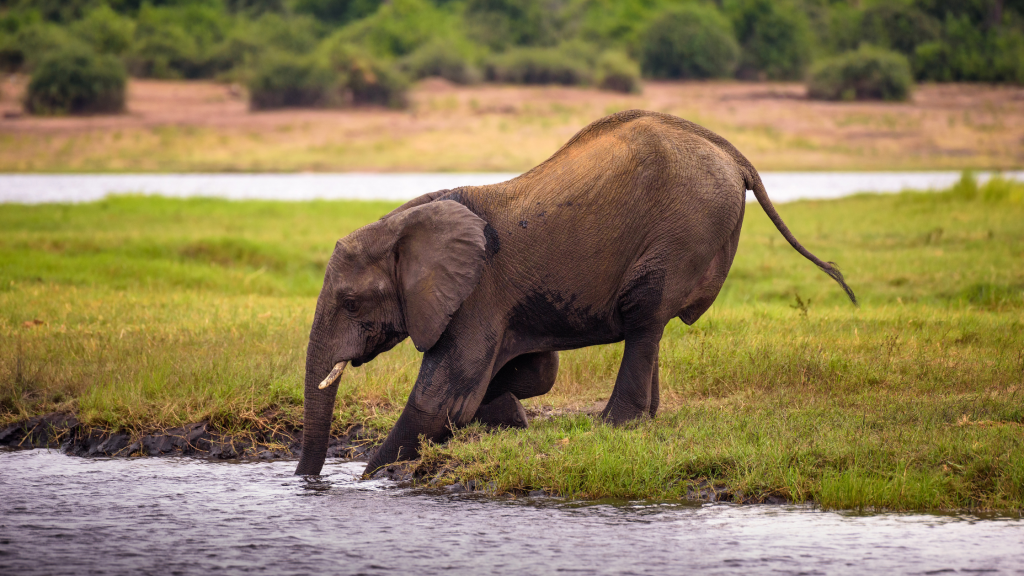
[2, 0, 1021, 113]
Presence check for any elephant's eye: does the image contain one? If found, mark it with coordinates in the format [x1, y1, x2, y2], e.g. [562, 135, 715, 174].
[342, 298, 359, 314]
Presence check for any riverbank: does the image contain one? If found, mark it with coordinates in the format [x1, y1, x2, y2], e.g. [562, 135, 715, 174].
[2, 175, 1022, 511]
[1, 78, 1022, 172]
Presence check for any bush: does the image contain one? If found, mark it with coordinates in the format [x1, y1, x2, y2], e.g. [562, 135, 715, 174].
[128, 3, 232, 79]
[24, 48, 126, 115]
[332, 0, 458, 59]
[807, 46, 913, 102]
[485, 46, 591, 86]
[944, 172, 1024, 204]
[210, 12, 325, 77]
[129, 23, 202, 79]
[400, 39, 481, 84]
[70, 4, 135, 55]
[0, 22, 78, 72]
[250, 44, 412, 111]
[293, 0, 381, 26]
[595, 50, 642, 94]
[464, 0, 557, 51]
[320, 40, 410, 108]
[247, 51, 337, 110]
[913, 15, 1024, 84]
[639, 4, 740, 79]
[344, 56, 410, 107]
[858, 3, 940, 56]
[724, 0, 813, 80]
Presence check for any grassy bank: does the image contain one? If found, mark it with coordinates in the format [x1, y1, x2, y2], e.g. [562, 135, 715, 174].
[2, 174, 1023, 511]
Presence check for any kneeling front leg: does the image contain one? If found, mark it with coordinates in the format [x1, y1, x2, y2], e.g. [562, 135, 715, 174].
[472, 351, 559, 429]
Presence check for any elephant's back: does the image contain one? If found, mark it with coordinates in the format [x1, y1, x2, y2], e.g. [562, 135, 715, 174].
[495, 110, 748, 234]
[462, 111, 747, 330]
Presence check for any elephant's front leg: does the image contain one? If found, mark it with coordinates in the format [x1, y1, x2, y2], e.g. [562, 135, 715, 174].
[364, 337, 497, 475]
[472, 351, 559, 429]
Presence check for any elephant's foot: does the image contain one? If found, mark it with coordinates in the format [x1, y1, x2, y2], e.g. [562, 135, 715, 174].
[472, 392, 528, 429]
[600, 398, 651, 425]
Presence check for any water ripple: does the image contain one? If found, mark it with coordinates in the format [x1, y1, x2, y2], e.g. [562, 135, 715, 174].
[0, 449, 1022, 575]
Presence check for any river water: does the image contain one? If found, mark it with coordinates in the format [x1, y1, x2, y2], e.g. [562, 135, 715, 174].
[1, 450, 1022, 575]
[2, 171, 1023, 204]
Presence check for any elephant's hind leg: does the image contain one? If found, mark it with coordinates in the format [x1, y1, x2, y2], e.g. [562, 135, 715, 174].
[602, 336, 661, 424]
[649, 355, 660, 418]
[472, 351, 559, 428]
[603, 259, 667, 424]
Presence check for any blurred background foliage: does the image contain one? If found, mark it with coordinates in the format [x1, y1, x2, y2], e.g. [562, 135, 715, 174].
[0, 0, 1022, 112]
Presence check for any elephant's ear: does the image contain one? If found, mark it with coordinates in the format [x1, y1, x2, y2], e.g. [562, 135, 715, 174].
[388, 200, 487, 352]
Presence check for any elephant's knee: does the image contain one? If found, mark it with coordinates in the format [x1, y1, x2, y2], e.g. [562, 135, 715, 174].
[487, 351, 559, 403]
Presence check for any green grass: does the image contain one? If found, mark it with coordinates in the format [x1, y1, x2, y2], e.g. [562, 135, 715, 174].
[1, 174, 1023, 511]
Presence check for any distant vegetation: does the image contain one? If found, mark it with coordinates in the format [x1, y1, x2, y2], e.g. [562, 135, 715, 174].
[807, 45, 914, 102]
[24, 47, 127, 114]
[1, 0, 1022, 111]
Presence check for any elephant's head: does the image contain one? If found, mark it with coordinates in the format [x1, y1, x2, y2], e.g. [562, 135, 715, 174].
[294, 200, 487, 475]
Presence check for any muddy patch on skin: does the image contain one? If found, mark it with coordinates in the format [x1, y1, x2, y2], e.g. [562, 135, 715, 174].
[0, 412, 374, 462]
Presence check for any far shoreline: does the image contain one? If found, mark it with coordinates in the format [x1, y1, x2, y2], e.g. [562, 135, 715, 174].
[1, 78, 1022, 173]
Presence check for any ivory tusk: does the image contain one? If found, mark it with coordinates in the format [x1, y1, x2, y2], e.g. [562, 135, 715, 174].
[318, 361, 347, 390]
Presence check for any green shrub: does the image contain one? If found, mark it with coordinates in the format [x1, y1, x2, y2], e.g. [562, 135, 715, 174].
[332, 0, 458, 59]
[320, 40, 410, 108]
[595, 50, 642, 94]
[913, 15, 1024, 84]
[225, 0, 289, 16]
[945, 172, 1024, 204]
[823, 3, 865, 55]
[293, 0, 381, 26]
[14, 0, 95, 24]
[70, 4, 135, 55]
[0, 22, 78, 72]
[807, 46, 913, 102]
[858, 3, 940, 56]
[639, 4, 740, 79]
[210, 12, 325, 77]
[724, 0, 813, 80]
[24, 48, 126, 115]
[128, 2, 232, 79]
[343, 55, 410, 107]
[129, 23, 202, 79]
[485, 46, 591, 86]
[400, 38, 481, 84]
[464, 0, 558, 51]
[574, 0, 662, 48]
[247, 51, 337, 110]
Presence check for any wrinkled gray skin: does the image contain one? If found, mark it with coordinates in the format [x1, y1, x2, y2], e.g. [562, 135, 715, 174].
[295, 110, 856, 476]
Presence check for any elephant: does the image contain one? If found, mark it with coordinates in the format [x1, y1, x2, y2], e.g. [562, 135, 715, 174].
[294, 110, 856, 477]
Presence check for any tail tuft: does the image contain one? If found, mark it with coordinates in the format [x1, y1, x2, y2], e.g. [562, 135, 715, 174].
[822, 261, 858, 307]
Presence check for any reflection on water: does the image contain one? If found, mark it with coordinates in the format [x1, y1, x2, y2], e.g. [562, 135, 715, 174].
[1, 450, 1022, 575]
[2, 171, 1023, 205]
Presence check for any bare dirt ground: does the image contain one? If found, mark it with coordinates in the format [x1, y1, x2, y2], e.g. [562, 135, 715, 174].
[1, 76, 1022, 172]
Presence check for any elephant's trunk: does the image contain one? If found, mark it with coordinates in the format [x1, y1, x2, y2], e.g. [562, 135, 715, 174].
[295, 338, 340, 476]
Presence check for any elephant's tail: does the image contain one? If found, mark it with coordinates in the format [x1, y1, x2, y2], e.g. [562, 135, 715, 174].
[747, 172, 858, 306]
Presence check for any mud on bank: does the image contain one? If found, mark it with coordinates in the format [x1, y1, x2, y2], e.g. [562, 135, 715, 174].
[0, 412, 372, 461]
[0, 412, 792, 505]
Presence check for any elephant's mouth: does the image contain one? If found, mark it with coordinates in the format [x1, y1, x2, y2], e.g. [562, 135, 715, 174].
[350, 349, 385, 368]
[318, 361, 347, 389]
